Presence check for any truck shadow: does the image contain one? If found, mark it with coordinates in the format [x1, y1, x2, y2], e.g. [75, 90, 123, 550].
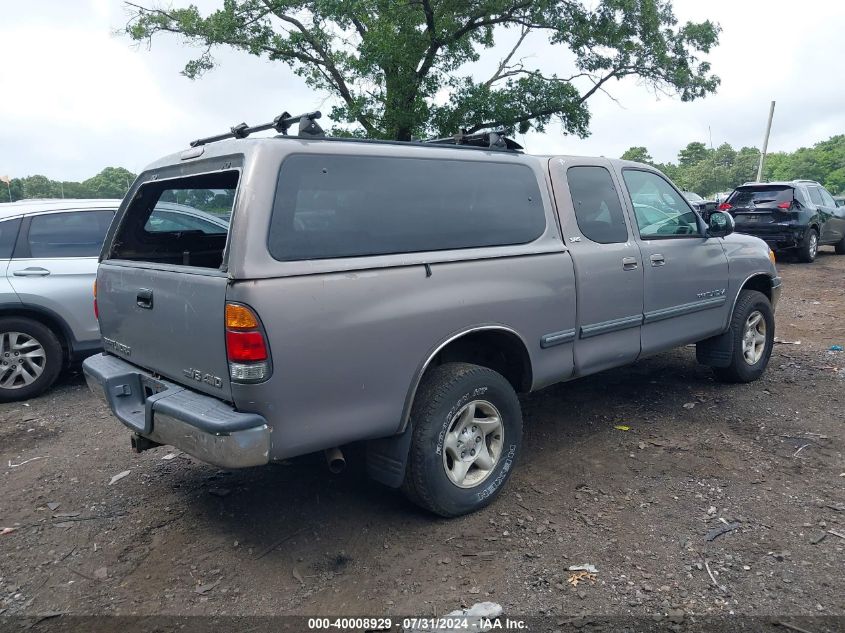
[160, 347, 730, 554]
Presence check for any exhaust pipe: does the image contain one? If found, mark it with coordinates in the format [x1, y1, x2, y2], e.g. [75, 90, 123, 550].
[324, 447, 346, 474]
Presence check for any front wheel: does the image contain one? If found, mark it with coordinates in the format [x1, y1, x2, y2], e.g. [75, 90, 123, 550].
[0, 317, 63, 402]
[402, 363, 522, 517]
[712, 290, 775, 384]
[834, 233, 845, 255]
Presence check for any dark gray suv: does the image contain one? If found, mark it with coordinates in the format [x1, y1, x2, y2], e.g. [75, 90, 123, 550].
[721, 180, 845, 262]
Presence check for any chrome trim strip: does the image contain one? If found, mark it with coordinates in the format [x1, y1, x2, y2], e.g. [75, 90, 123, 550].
[540, 328, 576, 348]
[643, 296, 726, 324]
[579, 314, 643, 339]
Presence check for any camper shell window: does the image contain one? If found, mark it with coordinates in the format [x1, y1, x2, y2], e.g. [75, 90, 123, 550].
[110, 171, 237, 269]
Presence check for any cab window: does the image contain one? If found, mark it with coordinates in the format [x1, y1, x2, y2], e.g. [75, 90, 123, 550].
[622, 170, 701, 238]
[566, 166, 628, 243]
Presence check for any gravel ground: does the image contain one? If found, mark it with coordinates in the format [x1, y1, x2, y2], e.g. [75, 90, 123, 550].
[0, 249, 843, 626]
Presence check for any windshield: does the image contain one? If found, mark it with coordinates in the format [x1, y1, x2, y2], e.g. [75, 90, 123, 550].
[728, 186, 793, 207]
[683, 191, 704, 202]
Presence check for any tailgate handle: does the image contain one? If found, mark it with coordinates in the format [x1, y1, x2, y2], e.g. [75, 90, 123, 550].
[136, 289, 154, 309]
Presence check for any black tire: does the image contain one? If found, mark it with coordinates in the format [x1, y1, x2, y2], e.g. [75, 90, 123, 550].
[797, 228, 818, 263]
[834, 234, 845, 255]
[402, 362, 522, 517]
[0, 317, 63, 402]
[712, 290, 774, 384]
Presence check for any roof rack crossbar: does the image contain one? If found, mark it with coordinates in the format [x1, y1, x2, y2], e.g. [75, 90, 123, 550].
[190, 111, 324, 147]
[424, 127, 522, 151]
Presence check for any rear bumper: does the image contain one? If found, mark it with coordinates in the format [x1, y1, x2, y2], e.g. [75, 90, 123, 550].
[83, 353, 270, 469]
[736, 226, 805, 250]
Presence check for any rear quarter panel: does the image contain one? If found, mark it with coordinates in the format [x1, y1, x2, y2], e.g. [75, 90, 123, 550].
[227, 254, 576, 460]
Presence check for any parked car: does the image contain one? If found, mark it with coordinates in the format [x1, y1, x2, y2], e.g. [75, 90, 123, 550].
[833, 195, 845, 207]
[682, 191, 717, 220]
[719, 180, 845, 262]
[0, 199, 228, 401]
[84, 123, 781, 517]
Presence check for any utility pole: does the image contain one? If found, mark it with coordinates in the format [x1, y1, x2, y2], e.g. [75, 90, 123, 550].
[756, 101, 776, 182]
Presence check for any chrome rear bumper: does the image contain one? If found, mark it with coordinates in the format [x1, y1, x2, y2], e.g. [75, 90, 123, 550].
[83, 353, 270, 469]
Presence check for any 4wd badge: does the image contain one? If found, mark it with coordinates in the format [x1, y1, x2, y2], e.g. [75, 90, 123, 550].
[183, 368, 223, 388]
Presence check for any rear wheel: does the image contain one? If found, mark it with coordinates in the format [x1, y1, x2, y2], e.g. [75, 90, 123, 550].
[834, 234, 845, 255]
[797, 228, 818, 263]
[402, 363, 522, 517]
[0, 318, 63, 402]
[712, 290, 774, 384]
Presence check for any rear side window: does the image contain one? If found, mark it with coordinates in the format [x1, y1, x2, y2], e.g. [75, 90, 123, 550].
[0, 218, 22, 259]
[728, 186, 793, 207]
[27, 210, 114, 258]
[111, 171, 236, 268]
[807, 187, 824, 206]
[566, 166, 628, 244]
[819, 188, 836, 207]
[267, 155, 546, 261]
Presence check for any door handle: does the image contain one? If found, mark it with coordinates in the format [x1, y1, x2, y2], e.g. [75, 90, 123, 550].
[622, 257, 638, 271]
[12, 267, 50, 277]
[136, 289, 154, 309]
[650, 254, 666, 266]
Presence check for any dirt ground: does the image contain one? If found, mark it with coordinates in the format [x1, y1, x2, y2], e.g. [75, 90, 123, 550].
[1, 248, 843, 627]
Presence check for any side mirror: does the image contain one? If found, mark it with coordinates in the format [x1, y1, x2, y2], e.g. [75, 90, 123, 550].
[707, 211, 735, 238]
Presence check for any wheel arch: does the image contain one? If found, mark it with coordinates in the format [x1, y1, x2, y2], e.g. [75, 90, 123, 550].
[0, 303, 73, 363]
[399, 326, 532, 434]
[367, 325, 532, 490]
[738, 273, 774, 303]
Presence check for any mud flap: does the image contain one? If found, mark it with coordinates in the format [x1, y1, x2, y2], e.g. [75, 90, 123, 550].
[366, 425, 413, 489]
[696, 329, 734, 368]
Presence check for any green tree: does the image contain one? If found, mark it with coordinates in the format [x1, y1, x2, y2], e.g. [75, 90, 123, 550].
[0, 168, 138, 203]
[677, 141, 709, 167]
[731, 146, 760, 185]
[22, 175, 59, 199]
[82, 167, 136, 198]
[124, 0, 720, 140]
[620, 146, 653, 164]
[713, 142, 735, 169]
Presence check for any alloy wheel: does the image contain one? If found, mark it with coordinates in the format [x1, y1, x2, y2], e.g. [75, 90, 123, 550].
[442, 400, 505, 488]
[0, 331, 47, 389]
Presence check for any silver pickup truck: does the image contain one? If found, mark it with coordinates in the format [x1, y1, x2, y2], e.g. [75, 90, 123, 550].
[83, 122, 781, 517]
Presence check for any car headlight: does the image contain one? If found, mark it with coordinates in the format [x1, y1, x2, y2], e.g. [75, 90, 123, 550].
[769, 248, 776, 264]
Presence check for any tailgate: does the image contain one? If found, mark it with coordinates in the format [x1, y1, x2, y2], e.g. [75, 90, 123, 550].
[96, 262, 232, 400]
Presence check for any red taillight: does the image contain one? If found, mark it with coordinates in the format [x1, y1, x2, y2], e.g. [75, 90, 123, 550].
[777, 201, 791, 209]
[225, 330, 267, 362]
[718, 203, 732, 211]
[225, 303, 270, 382]
[93, 280, 98, 320]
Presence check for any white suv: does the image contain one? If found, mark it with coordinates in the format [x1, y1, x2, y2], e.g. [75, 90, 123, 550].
[0, 198, 228, 401]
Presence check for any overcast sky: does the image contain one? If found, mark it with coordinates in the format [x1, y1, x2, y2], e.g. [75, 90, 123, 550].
[2, 0, 843, 181]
